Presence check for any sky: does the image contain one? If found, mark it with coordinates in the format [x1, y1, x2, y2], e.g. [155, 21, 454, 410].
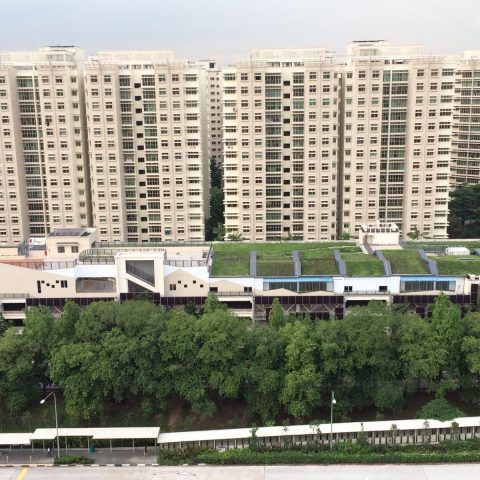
[1, 0, 479, 65]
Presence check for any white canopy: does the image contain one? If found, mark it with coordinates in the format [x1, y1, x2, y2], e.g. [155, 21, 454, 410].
[30, 427, 159, 441]
[0, 433, 32, 446]
[157, 417, 480, 444]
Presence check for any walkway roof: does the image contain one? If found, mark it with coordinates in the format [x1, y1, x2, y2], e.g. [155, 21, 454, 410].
[0, 433, 32, 446]
[157, 417, 480, 444]
[30, 427, 159, 441]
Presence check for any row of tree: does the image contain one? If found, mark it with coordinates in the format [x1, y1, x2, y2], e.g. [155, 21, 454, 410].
[0, 294, 479, 423]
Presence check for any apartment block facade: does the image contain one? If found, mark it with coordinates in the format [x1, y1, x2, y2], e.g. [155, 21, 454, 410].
[340, 42, 457, 239]
[1, 43, 480, 245]
[84, 51, 210, 243]
[450, 51, 480, 186]
[222, 49, 341, 241]
[0, 46, 91, 244]
[221, 44, 480, 241]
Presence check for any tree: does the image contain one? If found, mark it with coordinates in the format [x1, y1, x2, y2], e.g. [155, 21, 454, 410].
[0, 313, 11, 336]
[202, 293, 227, 315]
[160, 309, 210, 414]
[417, 397, 466, 422]
[429, 294, 463, 393]
[396, 312, 440, 394]
[268, 298, 286, 330]
[227, 232, 243, 241]
[340, 302, 401, 410]
[212, 223, 226, 241]
[23, 306, 56, 392]
[0, 329, 35, 413]
[374, 381, 405, 413]
[74, 301, 119, 342]
[210, 158, 222, 189]
[459, 312, 480, 405]
[448, 183, 480, 238]
[245, 325, 285, 421]
[54, 300, 81, 345]
[407, 227, 421, 240]
[280, 321, 322, 419]
[50, 342, 106, 419]
[195, 309, 249, 405]
[208, 186, 224, 241]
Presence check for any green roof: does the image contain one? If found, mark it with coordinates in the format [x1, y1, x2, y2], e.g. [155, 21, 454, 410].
[382, 250, 429, 274]
[211, 242, 357, 277]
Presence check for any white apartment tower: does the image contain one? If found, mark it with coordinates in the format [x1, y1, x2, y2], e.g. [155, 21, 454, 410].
[0, 46, 91, 243]
[84, 51, 210, 243]
[341, 41, 456, 239]
[222, 49, 341, 241]
[450, 50, 480, 186]
[1, 43, 480, 245]
[196, 60, 223, 166]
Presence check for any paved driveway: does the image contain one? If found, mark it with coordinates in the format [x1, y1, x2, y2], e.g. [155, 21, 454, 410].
[1, 464, 480, 480]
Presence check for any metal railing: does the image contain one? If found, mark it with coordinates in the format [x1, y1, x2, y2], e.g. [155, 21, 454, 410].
[164, 258, 208, 267]
[344, 290, 390, 295]
[214, 291, 253, 296]
[0, 260, 77, 270]
[0, 293, 30, 298]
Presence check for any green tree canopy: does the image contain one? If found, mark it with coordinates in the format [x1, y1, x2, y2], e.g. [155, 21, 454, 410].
[448, 183, 480, 238]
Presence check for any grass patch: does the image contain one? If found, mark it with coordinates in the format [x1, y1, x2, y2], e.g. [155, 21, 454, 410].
[300, 251, 338, 275]
[211, 242, 358, 276]
[382, 250, 428, 274]
[434, 256, 480, 276]
[342, 253, 385, 276]
[256, 253, 294, 277]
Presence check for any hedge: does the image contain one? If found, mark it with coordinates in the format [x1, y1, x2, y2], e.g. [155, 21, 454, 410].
[54, 455, 95, 465]
[158, 439, 480, 465]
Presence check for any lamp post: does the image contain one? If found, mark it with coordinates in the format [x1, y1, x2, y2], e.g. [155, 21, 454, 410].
[40, 392, 60, 459]
[330, 390, 336, 450]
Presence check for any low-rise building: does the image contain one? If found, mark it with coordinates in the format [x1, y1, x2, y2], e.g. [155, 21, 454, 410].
[0, 229, 478, 324]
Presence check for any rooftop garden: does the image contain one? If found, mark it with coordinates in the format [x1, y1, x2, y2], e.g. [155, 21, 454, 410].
[299, 245, 360, 276]
[211, 242, 357, 277]
[342, 252, 385, 276]
[433, 255, 480, 276]
[382, 250, 429, 274]
[256, 252, 294, 277]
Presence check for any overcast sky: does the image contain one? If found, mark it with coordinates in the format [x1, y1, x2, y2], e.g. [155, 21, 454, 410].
[1, 0, 479, 64]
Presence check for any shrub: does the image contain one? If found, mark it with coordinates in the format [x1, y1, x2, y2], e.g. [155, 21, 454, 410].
[54, 455, 94, 465]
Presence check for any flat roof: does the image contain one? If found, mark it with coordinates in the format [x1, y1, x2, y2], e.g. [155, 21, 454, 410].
[30, 427, 159, 441]
[157, 417, 480, 444]
[0, 433, 33, 446]
[48, 228, 89, 237]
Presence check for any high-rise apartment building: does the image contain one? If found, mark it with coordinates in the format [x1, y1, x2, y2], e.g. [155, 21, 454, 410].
[84, 51, 210, 243]
[0, 46, 91, 243]
[196, 60, 223, 166]
[451, 51, 480, 186]
[222, 49, 341, 241]
[1, 43, 480, 245]
[341, 41, 457, 239]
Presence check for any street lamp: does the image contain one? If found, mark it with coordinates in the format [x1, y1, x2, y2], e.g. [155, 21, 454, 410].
[40, 391, 60, 459]
[330, 390, 336, 450]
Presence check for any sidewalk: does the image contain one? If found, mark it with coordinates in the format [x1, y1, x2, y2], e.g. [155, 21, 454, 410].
[0, 447, 159, 465]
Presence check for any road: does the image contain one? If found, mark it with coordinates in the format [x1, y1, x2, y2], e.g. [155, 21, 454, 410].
[1, 464, 480, 480]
